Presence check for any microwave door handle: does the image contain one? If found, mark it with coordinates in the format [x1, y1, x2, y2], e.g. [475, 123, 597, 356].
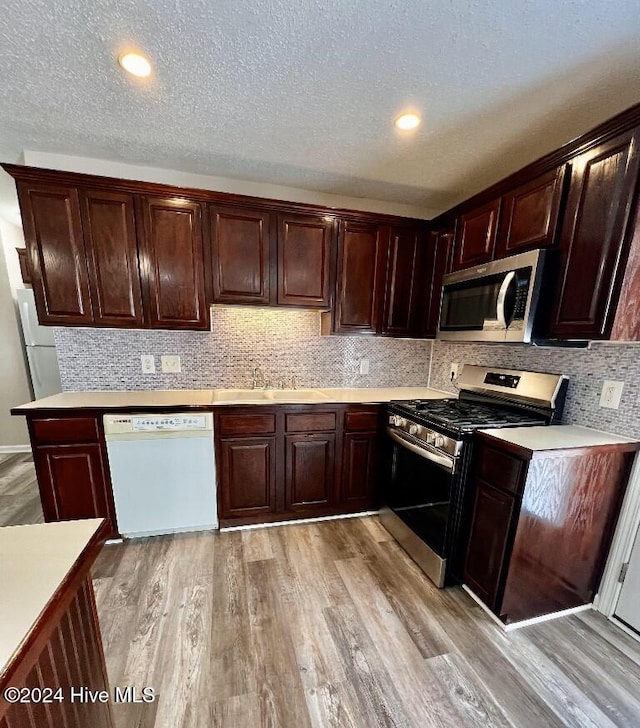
[387, 428, 455, 473]
[496, 271, 516, 328]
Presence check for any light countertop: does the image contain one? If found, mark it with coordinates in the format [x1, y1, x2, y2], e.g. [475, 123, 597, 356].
[0, 519, 104, 677]
[480, 425, 639, 452]
[12, 387, 451, 411]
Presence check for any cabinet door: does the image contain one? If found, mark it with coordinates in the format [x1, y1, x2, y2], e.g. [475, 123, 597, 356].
[285, 433, 336, 512]
[277, 213, 335, 308]
[16, 181, 93, 325]
[341, 431, 378, 511]
[381, 227, 424, 336]
[548, 129, 640, 339]
[33, 443, 117, 537]
[463, 481, 517, 610]
[495, 166, 567, 257]
[218, 437, 277, 520]
[80, 189, 144, 327]
[138, 196, 209, 329]
[452, 198, 500, 271]
[422, 223, 455, 337]
[333, 220, 388, 334]
[209, 204, 272, 304]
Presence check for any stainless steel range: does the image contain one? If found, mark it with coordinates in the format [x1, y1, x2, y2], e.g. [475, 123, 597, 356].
[380, 365, 568, 588]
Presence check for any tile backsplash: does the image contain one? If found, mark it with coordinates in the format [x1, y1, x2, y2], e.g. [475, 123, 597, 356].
[53, 308, 640, 438]
[54, 307, 433, 391]
[430, 341, 640, 439]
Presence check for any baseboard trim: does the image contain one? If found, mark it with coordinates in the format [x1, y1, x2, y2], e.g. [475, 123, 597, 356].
[0, 445, 31, 454]
[220, 510, 379, 533]
[462, 584, 592, 631]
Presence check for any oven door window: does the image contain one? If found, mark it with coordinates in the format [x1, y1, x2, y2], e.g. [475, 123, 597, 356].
[386, 441, 453, 557]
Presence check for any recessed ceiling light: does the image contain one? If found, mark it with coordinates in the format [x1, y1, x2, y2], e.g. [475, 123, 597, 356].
[395, 113, 421, 131]
[118, 52, 152, 78]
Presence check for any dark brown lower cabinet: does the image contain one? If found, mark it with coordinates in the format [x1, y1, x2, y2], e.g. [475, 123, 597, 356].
[218, 437, 277, 520]
[214, 404, 380, 527]
[464, 434, 639, 624]
[29, 416, 118, 538]
[285, 433, 336, 513]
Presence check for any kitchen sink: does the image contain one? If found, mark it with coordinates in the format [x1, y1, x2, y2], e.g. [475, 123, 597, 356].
[213, 389, 271, 402]
[265, 389, 329, 401]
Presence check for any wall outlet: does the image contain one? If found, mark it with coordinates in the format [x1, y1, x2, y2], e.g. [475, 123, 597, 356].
[359, 358, 370, 376]
[141, 355, 156, 374]
[599, 380, 624, 409]
[161, 355, 182, 374]
[450, 362, 460, 382]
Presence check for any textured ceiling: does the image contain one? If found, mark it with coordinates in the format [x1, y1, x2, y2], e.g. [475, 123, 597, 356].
[1, 0, 640, 215]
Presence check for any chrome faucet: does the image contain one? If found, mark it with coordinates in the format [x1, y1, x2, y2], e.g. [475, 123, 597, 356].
[252, 366, 267, 390]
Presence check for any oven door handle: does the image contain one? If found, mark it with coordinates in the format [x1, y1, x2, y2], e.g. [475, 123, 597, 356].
[387, 428, 455, 473]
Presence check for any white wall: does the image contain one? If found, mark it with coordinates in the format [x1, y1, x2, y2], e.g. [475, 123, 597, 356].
[0, 235, 31, 448]
[22, 150, 436, 219]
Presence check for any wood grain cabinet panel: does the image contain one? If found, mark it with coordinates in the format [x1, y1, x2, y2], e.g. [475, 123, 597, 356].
[285, 433, 336, 512]
[208, 204, 272, 304]
[381, 227, 424, 337]
[277, 213, 335, 308]
[16, 181, 93, 325]
[33, 443, 117, 536]
[332, 220, 388, 334]
[218, 437, 277, 519]
[495, 166, 567, 257]
[463, 481, 517, 609]
[341, 431, 378, 511]
[452, 198, 501, 271]
[422, 223, 455, 337]
[80, 189, 144, 327]
[548, 129, 640, 339]
[16, 247, 31, 284]
[138, 196, 209, 330]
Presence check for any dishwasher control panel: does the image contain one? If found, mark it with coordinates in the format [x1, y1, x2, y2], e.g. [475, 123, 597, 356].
[103, 412, 213, 435]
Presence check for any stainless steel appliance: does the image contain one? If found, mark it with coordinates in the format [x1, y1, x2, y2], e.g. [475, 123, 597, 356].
[437, 249, 546, 343]
[380, 365, 568, 587]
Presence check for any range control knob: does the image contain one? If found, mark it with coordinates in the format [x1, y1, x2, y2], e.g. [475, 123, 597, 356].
[425, 432, 436, 445]
[409, 424, 421, 436]
[389, 415, 403, 427]
[434, 435, 446, 448]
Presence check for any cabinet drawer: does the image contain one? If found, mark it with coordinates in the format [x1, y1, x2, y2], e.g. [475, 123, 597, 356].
[31, 417, 100, 444]
[285, 412, 336, 432]
[475, 445, 526, 495]
[217, 413, 276, 436]
[344, 409, 379, 432]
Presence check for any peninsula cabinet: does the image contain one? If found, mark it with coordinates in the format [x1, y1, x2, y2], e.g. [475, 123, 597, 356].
[214, 404, 380, 527]
[463, 432, 638, 625]
[27, 415, 118, 538]
[547, 128, 640, 340]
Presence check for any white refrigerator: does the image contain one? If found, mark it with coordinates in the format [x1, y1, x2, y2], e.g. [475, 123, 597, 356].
[16, 288, 62, 399]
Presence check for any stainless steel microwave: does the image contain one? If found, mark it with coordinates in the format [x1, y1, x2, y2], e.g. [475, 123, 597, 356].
[436, 249, 546, 343]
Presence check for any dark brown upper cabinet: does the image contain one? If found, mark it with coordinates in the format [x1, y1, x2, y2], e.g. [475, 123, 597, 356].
[16, 181, 94, 326]
[381, 226, 425, 337]
[331, 220, 388, 335]
[495, 166, 568, 258]
[548, 128, 640, 339]
[208, 204, 272, 305]
[277, 213, 335, 308]
[137, 196, 210, 330]
[421, 222, 455, 338]
[16, 247, 32, 285]
[451, 198, 501, 271]
[80, 189, 144, 328]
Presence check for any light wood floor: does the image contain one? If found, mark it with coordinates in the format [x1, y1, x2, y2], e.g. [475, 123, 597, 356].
[92, 517, 640, 728]
[0, 453, 43, 527]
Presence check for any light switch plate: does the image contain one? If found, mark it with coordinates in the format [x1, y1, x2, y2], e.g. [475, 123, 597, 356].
[599, 380, 624, 409]
[359, 358, 370, 375]
[450, 362, 460, 381]
[161, 355, 182, 374]
[141, 355, 156, 374]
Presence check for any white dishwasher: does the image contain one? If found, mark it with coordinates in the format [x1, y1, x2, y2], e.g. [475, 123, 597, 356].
[103, 412, 217, 538]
